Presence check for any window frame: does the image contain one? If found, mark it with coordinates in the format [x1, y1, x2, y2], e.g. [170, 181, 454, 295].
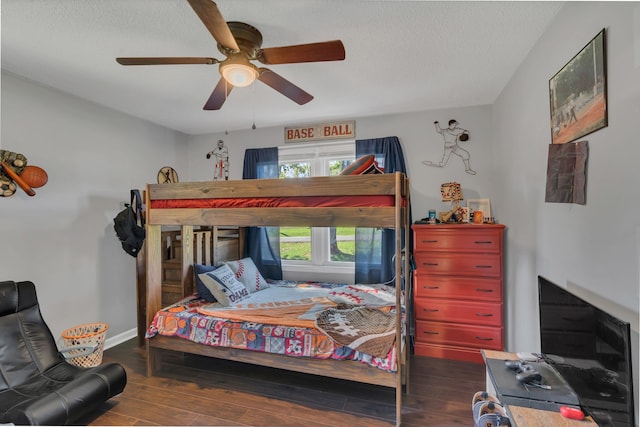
[278, 141, 356, 278]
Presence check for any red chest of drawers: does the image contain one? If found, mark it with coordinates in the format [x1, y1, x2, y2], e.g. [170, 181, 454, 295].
[412, 223, 505, 363]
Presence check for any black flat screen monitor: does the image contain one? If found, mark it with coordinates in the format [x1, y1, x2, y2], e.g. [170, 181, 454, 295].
[538, 275, 634, 426]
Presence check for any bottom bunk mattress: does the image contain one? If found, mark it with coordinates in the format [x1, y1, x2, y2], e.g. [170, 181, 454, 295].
[146, 280, 404, 372]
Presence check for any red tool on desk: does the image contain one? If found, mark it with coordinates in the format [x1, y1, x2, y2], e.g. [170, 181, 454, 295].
[560, 406, 585, 420]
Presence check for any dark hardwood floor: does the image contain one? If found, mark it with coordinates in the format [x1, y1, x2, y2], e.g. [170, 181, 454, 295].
[81, 339, 485, 426]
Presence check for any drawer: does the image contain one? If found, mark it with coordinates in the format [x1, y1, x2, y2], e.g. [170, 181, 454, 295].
[414, 253, 501, 277]
[416, 320, 503, 350]
[413, 227, 502, 253]
[414, 299, 503, 326]
[414, 276, 501, 301]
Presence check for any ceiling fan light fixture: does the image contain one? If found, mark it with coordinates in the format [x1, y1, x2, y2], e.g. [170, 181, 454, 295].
[220, 56, 258, 88]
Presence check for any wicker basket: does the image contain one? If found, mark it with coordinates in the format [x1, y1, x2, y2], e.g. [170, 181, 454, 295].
[60, 322, 109, 368]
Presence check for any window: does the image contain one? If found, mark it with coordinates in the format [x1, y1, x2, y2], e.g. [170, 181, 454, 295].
[278, 142, 355, 274]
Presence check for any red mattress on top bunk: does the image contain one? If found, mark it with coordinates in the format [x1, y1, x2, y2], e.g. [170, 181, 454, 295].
[150, 195, 396, 209]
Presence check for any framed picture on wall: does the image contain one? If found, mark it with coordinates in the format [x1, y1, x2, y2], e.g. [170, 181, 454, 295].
[549, 28, 607, 145]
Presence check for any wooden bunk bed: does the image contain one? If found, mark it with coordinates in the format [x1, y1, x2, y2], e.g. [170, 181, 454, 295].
[143, 172, 411, 426]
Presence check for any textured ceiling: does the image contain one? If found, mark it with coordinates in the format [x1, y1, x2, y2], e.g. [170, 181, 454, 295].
[1, 1, 563, 136]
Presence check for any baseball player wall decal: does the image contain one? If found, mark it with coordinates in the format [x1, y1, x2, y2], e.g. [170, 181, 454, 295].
[423, 119, 476, 175]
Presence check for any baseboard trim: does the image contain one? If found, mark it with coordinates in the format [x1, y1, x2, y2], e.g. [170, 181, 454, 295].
[105, 328, 137, 350]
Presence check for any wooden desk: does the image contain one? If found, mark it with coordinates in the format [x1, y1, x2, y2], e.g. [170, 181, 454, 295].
[482, 350, 597, 427]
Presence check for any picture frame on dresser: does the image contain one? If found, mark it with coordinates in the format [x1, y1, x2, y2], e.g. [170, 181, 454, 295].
[467, 198, 491, 222]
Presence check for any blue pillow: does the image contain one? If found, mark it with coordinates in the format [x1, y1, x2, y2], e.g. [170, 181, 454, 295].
[194, 264, 218, 301]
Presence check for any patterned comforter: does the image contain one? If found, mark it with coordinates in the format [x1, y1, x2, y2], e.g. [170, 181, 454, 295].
[146, 280, 403, 372]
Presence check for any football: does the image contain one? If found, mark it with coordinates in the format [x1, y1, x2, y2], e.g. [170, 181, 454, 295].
[20, 165, 48, 188]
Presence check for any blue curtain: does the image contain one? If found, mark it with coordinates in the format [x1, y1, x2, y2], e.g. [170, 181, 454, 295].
[242, 147, 283, 279]
[354, 136, 408, 284]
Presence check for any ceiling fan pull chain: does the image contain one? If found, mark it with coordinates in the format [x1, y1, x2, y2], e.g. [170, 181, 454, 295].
[251, 83, 257, 130]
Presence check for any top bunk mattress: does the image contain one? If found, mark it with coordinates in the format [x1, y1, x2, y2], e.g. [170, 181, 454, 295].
[145, 173, 408, 227]
[150, 195, 395, 209]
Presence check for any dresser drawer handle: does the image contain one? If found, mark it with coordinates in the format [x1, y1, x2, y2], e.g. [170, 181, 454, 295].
[475, 336, 494, 341]
[476, 313, 494, 317]
[421, 239, 439, 244]
[423, 308, 439, 312]
[475, 265, 493, 269]
[423, 286, 440, 290]
[474, 240, 493, 244]
[423, 262, 439, 267]
[476, 288, 494, 293]
[423, 331, 439, 335]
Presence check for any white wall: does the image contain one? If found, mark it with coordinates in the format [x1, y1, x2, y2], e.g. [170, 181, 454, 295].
[493, 2, 640, 423]
[0, 71, 188, 342]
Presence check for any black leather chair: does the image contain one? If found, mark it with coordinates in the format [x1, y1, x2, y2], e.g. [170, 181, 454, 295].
[0, 280, 127, 425]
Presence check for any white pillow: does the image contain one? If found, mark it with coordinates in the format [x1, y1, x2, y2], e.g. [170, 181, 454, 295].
[225, 257, 270, 293]
[198, 264, 250, 307]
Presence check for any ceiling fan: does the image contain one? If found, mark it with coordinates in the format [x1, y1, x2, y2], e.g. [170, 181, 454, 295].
[116, 0, 345, 110]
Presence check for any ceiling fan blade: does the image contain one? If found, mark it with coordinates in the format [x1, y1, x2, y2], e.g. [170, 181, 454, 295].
[257, 68, 313, 105]
[186, 0, 239, 52]
[203, 78, 233, 110]
[258, 40, 345, 65]
[116, 57, 218, 65]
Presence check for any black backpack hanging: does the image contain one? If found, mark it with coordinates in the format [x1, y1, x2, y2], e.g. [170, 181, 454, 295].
[113, 189, 145, 257]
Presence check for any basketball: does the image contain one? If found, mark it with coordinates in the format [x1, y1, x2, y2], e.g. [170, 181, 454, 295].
[459, 133, 469, 141]
[20, 165, 48, 188]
